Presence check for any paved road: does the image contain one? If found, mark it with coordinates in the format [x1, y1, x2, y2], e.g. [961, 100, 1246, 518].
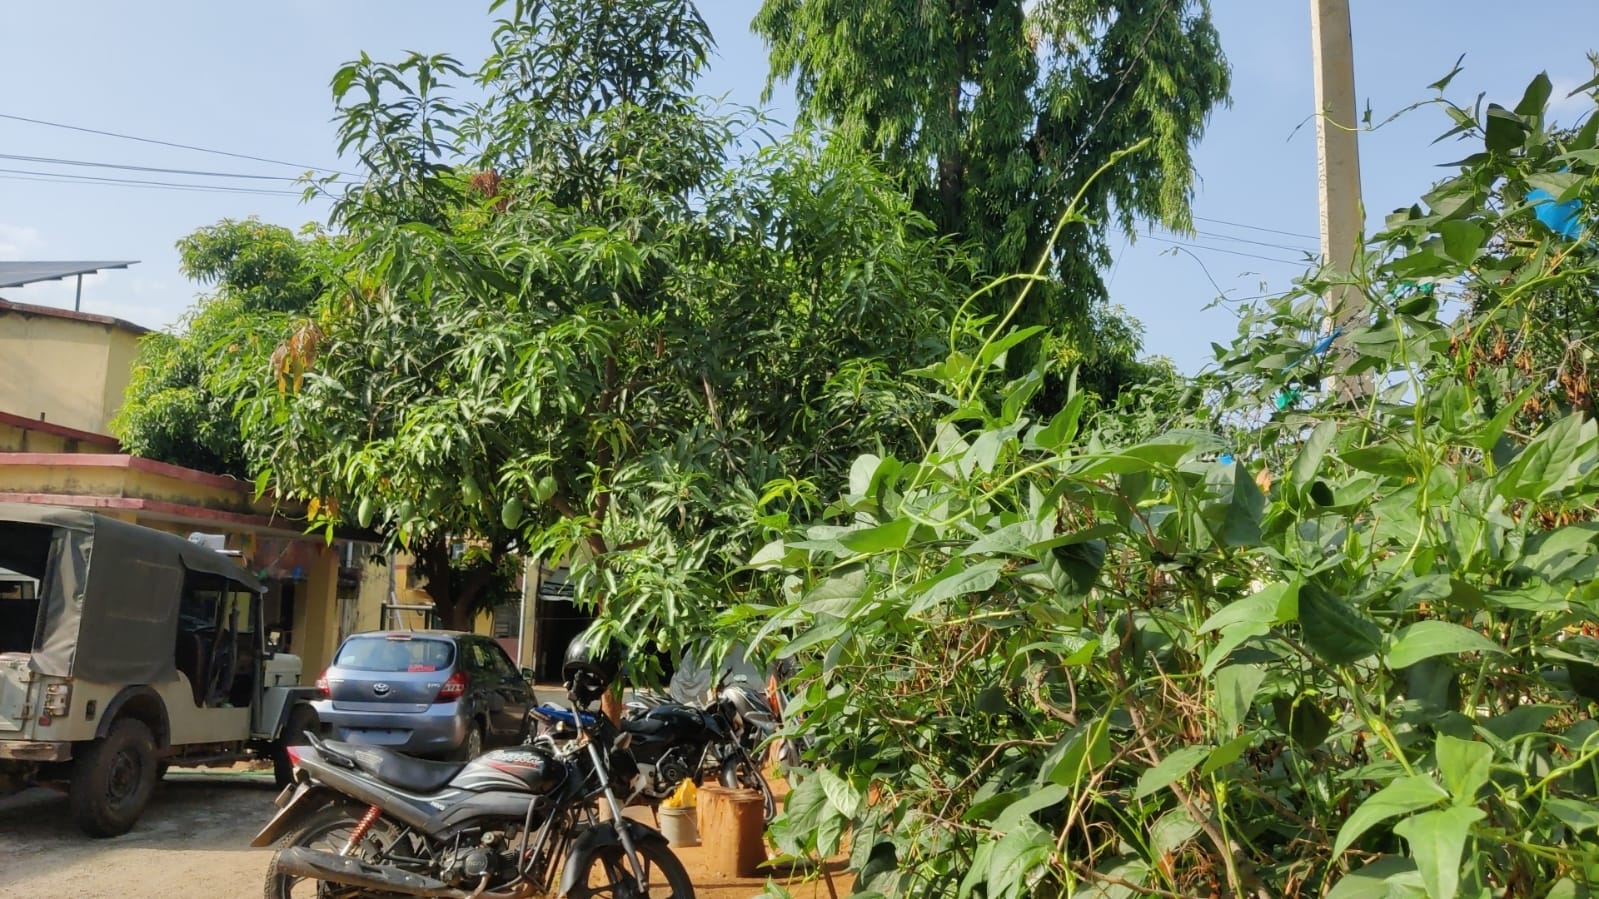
[0, 770, 280, 899]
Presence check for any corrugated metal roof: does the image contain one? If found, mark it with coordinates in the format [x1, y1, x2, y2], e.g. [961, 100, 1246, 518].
[0, 260, 136, 288]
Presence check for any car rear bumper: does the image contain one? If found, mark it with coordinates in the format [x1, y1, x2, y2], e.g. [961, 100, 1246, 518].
[309, 700, 467, 757]
[0, 740, 70, 762]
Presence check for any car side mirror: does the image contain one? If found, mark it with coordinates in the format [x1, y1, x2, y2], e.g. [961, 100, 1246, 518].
[520, 667, 535, 683]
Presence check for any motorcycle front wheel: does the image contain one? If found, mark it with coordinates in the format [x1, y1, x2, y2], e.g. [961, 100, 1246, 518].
[565, 838, 695, 899]
[262, 804, 402, 899]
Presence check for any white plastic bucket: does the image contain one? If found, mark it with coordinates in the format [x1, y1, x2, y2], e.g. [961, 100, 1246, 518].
[658, 806, 700, 847]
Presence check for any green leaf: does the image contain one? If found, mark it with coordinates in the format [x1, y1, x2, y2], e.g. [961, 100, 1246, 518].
[1437, 220, 1485, 264]
[1433, 736, 1492, 804]
[1327, 856, 1423, 899]
[1298, 582, 1381, 665]
[1485, 103, 1527, 153]
[1385, 621, 1504, 669]
[1292, 420, 1338, 489]
[987, 824, 1052, 899]
[1199, 461, 1264, 547]
[1513, 72, 1553, 117]
[817, 767, 863, 818]
[747, 539, 787, 570]
[1393, 805, 1484, 899]
[993, 784, 1068, 833]
[1340, 443, 1414, 477]
[1544, 797, 1599, 833]
[908, 558, 1004, 615]
[840, 516, 914, 554]
[1200, 581, 1298, 633]
[1032, 391, 1087, 451]
[1215, 664, 1266, 734]
[1333, 775, 1450, 855]
[1273, 693, 1336, 750]
[1133, 745, 1210, 799]
[1497, 414, 1598, 500]
[1201, 732, 1254, 776]
[1043, 717, 1111, 787]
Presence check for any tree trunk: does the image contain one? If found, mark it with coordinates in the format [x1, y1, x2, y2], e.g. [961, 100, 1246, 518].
[412, 536, 506, 633]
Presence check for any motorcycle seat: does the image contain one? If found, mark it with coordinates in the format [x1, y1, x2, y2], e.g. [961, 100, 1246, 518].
[322, 739, 466, 793]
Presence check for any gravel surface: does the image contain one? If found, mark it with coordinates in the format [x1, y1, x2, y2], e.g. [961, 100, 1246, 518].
[0, 771, 280, 899]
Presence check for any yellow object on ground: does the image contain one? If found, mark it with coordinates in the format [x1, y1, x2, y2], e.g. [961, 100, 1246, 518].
[661, 778, 698, 809]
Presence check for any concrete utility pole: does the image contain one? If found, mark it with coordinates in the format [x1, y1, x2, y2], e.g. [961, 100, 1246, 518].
[1310, 0, 1367, 399]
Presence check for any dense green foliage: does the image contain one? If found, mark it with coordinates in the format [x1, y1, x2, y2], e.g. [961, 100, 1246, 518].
[754, 0, 1230, 398]
[113, 219, 327, 476]
[733, 73, 1599, 897]
[218, 0, 969, 634]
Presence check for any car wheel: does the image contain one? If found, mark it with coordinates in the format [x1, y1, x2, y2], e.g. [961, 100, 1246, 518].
[272, 705, 320, 788]
[456, 723, 484, 761]
[69, 718, 159, 838]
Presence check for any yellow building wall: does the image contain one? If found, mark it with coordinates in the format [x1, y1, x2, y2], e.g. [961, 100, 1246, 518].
[0, 312, 127, 434]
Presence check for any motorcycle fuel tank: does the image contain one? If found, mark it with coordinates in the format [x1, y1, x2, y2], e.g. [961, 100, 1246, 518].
[625, 702, 719, 745]
[451, 745, 566, 794]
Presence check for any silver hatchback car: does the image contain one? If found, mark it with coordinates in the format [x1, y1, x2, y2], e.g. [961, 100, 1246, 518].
[311, 630, 533, 759]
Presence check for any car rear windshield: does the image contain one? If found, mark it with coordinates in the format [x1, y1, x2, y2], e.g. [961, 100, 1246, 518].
[334, 636, 456, 672]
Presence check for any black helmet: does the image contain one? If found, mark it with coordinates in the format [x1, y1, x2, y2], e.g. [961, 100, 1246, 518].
[562, 629, 621, 705]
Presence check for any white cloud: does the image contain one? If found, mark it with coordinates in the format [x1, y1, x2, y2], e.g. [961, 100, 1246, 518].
[0, 224, 44, 260]
[1548, 74, 1597, 123]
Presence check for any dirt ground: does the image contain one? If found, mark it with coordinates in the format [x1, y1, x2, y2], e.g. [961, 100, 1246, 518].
[0, 769, 849, 899]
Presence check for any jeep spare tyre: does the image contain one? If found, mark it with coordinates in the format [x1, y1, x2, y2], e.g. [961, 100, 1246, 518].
[69, 717, 159, 838]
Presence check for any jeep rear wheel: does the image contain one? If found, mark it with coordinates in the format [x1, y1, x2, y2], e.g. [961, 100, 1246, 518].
[70, 718, 158, 838]
[272, 704, 320, 788]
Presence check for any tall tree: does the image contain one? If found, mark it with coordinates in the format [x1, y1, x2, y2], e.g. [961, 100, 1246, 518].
[754, 0, 1230, 394]
[226, 0, 969, 639]
[114, 218, 328, 476]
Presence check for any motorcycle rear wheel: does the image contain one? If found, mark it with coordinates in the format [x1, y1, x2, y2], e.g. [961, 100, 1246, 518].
[565, 838, 695, 899]
[262, 804, 402, 899]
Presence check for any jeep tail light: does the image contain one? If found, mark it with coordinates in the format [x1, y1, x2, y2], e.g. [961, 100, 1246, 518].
[43, 683, 71, 717]
[435, 671, 468, 703]
[315, 670, 330, 698]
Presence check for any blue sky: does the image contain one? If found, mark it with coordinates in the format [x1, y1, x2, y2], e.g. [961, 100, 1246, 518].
[1, 1, 1594, 373]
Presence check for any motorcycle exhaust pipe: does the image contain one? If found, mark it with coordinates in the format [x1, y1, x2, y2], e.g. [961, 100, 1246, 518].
[269, 847, 520, 899]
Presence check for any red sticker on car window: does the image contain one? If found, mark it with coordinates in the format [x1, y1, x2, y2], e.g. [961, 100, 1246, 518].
[407, 664, 436, 672]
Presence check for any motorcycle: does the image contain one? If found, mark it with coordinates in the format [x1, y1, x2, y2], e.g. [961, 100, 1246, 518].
[530, 668, 796, 824]
[253, 634, 692, 899]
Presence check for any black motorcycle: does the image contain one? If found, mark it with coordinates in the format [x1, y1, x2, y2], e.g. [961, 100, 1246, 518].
[253, 633, 692, 899]
[532, 667, 791, 824]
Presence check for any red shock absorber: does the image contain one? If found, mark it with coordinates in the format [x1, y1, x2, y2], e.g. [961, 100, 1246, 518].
[341, 805, 384, 856]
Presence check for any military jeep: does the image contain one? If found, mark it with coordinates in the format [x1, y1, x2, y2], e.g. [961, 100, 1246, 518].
[0, 503, 320, 837]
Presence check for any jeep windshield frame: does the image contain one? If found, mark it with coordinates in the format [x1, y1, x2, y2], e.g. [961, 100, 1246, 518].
[0, 503, 263, 684]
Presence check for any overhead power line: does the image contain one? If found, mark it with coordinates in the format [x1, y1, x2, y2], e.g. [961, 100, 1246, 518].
[1183, 228, 1314, 255]
[0, 168, 305, 197]
[1146, 236, 1307, 266]
[0, 152, 351, 183]
[1194, 215, 1320, 242]
[0, 111, 351, 176]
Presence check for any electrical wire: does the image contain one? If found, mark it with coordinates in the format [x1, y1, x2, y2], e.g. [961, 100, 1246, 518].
[0, 111, 351, 175]
[1144, 236, 1306, 266]
[0, 168, 306, 197]
[1194, 215, 1320, 242]
[1181, 228, 1314, 255]
[0, 152, 352, 183]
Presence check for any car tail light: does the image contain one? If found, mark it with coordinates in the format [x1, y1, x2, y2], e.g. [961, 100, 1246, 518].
[286, 745, 303, 767]
[315, 670, 330, 698]
[43, 683, 71, 716]
[435, 671, 467, 703]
